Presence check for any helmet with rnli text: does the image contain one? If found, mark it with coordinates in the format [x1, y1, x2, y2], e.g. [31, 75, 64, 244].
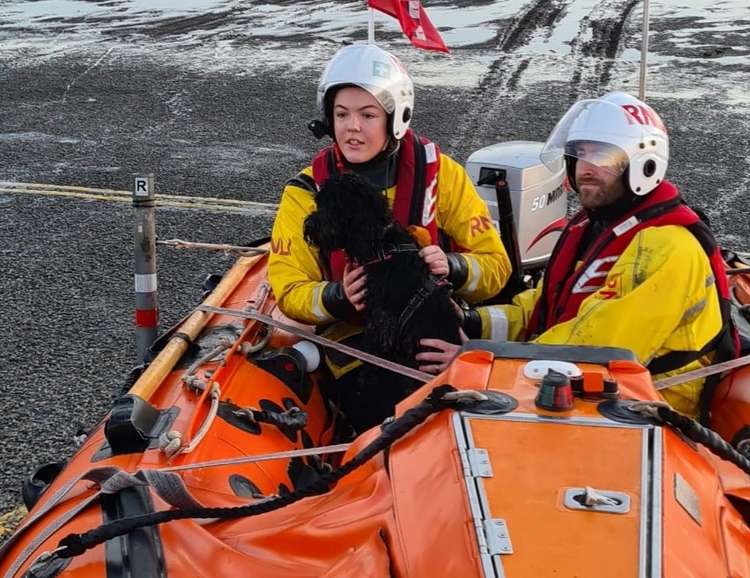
[314, 43, 415, 140]
[540, 92, 669, 195]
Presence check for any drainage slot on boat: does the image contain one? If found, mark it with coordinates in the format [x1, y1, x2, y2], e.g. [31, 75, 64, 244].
[229, 474, 264, 499]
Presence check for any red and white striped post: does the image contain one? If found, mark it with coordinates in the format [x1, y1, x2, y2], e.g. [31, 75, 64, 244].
[133, 174, 158, 365]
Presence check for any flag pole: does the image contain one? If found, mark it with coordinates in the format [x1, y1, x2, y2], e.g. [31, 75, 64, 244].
[638, 0, 650, 100]
[368, 8, 375, 44]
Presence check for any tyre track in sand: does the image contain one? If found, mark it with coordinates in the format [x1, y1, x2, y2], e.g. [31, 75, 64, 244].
[450, 0, 573, 153]
[567, 0, 642, 98]
[450, 0, 644, 153]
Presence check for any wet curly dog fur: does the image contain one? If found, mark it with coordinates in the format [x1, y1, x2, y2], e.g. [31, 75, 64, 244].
[304, 173, 461, 432]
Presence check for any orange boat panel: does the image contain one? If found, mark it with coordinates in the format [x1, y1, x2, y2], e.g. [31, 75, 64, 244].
[710, 366, 750, 448]
[720, 505, 750, 578]
[469, 417, 643, 578]
[661, 429, 732, 578]
[388, 411, 483, 578]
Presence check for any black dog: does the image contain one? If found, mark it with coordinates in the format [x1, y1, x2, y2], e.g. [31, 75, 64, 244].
[304, 173, 462, 432]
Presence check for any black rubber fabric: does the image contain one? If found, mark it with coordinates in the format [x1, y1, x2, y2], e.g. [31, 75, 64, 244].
[461, 308, 482, 340]
[446, 253, 469, 290]
[321, 281, 357, 321]
[463, 340, 637, 364]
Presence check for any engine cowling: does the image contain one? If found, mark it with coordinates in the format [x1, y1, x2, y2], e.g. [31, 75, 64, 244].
[466, 141, 566, 272]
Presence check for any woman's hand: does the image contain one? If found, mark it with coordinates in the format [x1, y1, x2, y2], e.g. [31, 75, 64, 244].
[416, 331, 467, 374]
[419, 245, 449, 277]
[343, 262, 367, 311]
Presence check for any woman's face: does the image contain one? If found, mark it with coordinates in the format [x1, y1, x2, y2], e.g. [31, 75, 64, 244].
[333, 86, 389, 164]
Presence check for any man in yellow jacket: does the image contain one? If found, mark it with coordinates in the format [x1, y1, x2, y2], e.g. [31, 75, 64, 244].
[418, 92, 735, 420]
[268, 44, 510, 428]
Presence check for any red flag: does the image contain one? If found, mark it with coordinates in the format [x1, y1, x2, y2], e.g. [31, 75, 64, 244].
[368, 0, 449, 53]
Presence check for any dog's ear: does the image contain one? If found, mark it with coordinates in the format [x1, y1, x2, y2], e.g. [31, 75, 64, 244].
[304, 210, 339, 251]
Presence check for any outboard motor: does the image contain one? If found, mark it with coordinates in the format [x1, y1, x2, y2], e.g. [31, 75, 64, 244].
[466, 141, 566, 297]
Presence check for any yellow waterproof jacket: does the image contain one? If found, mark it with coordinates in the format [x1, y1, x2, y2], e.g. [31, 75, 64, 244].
[475, 225, 723, 416]
[269, 154, 511, 325]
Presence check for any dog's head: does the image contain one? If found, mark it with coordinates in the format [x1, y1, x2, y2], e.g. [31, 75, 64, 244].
[304, 173, 393, 262]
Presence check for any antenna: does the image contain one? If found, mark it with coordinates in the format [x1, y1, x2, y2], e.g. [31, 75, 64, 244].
[638, 0, 650, 100]
[368, 8, 375, 44]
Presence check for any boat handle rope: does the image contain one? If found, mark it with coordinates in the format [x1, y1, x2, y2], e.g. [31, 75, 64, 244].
[47, 385, 467, 565]
[178, 382, 222, 457]
[197, 304, 434, 383]
[627, 401, 750, 476]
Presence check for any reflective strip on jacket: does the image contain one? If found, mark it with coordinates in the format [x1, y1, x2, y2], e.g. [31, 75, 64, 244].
[476, 224, 723, 416]
[268, 154, 511, 325]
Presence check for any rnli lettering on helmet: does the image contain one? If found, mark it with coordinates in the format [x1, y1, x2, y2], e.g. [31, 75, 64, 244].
[469, 215, 493, 237]
[372, 61, 391, 79]
[271, 238, 292, 256]
[572, 256, 619, 294]
[621, 104, 667, 132]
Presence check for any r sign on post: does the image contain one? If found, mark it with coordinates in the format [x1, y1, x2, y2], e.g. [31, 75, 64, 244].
[134, 176, 150, 197]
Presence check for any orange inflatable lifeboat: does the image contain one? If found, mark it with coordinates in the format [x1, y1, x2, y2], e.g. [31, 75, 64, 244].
[1, 251, 749, 578]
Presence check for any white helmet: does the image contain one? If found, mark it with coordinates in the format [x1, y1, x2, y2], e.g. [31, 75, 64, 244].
[540, 92, 669, 196]
[316, 43, 415, 140]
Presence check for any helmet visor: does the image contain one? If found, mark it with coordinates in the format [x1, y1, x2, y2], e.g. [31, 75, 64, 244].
[564, 140, 629, 177]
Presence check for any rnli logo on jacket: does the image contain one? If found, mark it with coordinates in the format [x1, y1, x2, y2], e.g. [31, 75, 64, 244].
[469, 215, 493, 237]
[572, 256, 619, 294]
[271, 238, 292, 256]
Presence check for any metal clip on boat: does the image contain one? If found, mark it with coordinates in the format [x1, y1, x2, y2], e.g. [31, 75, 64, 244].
[535, 369, 574, 412]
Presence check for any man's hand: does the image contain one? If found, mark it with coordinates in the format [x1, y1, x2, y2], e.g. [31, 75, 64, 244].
[343, 262, 367, 311]
[419, 245, 449, 277]
[416, 332, 467, 374]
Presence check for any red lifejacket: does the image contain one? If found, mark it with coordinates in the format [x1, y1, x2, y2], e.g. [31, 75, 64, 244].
[310, 129, 441, 280]
[525, 180, 735, 368]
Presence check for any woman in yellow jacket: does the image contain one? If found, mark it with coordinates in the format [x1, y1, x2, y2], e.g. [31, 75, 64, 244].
[268, 44, 510, 426]
[418, 92, 735, 420]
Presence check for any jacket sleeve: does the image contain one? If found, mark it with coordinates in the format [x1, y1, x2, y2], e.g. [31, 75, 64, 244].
[268, 169, 352, 324]
[435, 154, 512, 303]
[471, 288, 539, 341]
[534, 226, 722, 366]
